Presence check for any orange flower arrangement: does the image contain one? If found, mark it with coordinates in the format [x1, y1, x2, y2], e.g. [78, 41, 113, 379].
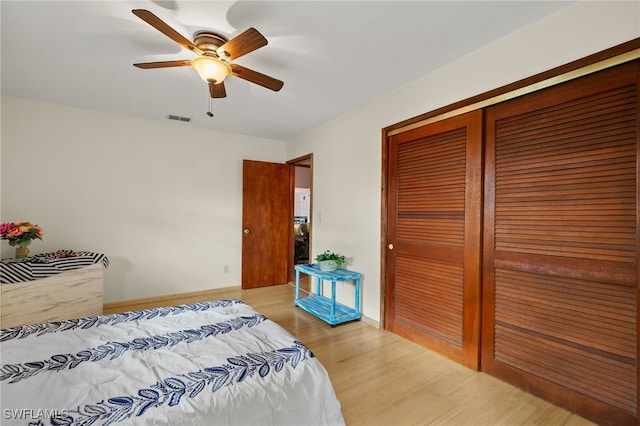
[0, 221, 44, 248]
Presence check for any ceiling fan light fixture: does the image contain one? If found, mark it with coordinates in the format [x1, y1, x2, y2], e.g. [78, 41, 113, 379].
[191, 57, 231, 84]
[131, 10, 283, 98]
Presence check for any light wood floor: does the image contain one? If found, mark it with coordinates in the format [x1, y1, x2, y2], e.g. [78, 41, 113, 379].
[104, 283, 596, 426]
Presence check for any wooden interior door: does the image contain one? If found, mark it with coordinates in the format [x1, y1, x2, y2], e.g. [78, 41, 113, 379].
[384, 110, 483, 369]
[482, 62, 638, 425]
[242, 159, 291, 288]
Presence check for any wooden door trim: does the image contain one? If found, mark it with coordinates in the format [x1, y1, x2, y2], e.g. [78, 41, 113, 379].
[461, 110, 483, 369]
[287, 154, 313, 283]
[287, 164, 296, 283]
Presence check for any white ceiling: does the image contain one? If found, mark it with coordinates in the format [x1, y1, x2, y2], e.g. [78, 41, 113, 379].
[1, 1, 572, 141]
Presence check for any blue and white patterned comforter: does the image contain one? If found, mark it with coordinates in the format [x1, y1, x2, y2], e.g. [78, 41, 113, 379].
[0, 300, 345, 426]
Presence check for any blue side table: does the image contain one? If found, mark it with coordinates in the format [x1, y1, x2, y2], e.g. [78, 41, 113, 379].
[294, 264, 362, 326]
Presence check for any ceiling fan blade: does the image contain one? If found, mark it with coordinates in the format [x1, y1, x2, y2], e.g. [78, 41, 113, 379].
[209, 81, 227, 98]
[132, 9, 203, 56]
[230, 64, 284, 92]
[134, 60, 192, 69]
[217, 28, 267, 60]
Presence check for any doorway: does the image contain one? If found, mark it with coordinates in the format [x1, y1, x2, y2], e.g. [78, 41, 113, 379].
[287, 154, 313, 286]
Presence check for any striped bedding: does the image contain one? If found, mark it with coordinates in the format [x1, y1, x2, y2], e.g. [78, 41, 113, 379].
[0, 299, 345, 425]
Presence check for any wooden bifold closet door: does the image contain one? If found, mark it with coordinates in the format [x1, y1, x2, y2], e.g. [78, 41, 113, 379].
[385, 110, 483, 369]
[482, 62, 638, 425]
[384, 59, 638, 425]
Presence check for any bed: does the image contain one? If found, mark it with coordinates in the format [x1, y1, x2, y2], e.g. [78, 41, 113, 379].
[0, 299, 345, 426]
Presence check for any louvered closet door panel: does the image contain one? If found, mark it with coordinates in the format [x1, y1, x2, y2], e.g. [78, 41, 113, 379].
[483, 62, 638, 425]
[386, 110, 482, 369]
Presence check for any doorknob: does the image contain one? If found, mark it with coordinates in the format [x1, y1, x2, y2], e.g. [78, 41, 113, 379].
[388, 244, 394, 250]
[243, 228, 251, 234]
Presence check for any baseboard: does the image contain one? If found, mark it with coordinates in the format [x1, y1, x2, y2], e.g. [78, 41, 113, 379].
[361, 315, 379, 328]
[103, 286, 241, 314]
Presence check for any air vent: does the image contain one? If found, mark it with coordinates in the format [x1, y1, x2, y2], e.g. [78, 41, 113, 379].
[166, 114, 191, 123]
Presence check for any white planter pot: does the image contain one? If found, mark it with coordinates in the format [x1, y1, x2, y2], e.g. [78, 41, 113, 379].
[318, 260, 338, 272]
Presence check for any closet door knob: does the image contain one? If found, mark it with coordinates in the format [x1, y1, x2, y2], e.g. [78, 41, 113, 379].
[388, 244, 394, 250]
[243, 228, 251, 234]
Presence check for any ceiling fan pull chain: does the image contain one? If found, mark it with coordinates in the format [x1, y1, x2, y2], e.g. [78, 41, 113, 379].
[207, 97, 214, 117]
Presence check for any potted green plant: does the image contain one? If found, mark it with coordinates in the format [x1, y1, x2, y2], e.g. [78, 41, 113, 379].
[315, 250, 346, 272]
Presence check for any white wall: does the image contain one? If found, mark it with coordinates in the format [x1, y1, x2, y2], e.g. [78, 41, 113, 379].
[2, 1, 637, 318]
[1, 97, 286, 302]
[286, 1, 640, 324]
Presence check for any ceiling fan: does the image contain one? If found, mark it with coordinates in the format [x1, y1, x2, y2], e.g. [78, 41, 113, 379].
[131, 9, 284, 100]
